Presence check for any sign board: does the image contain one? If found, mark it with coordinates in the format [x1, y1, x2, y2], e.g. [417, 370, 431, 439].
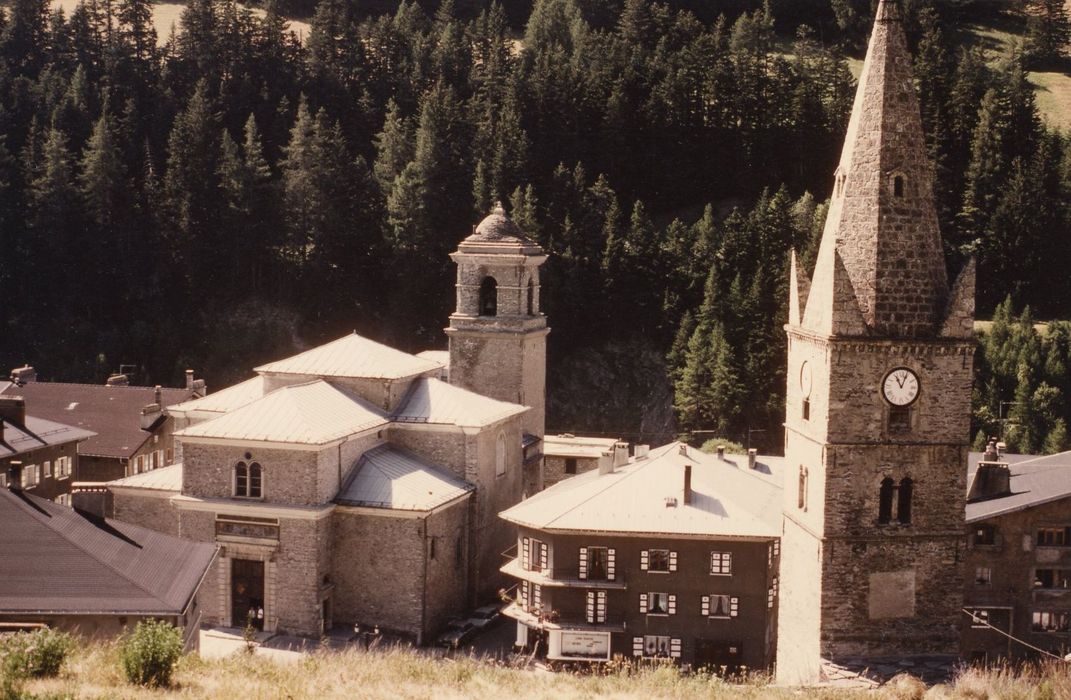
[557, 631, 611, 660]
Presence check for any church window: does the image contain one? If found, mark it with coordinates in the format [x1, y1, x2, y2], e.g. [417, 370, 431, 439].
[495, 432, 507, 477]
[565, 458, 577, 475]
[479, 277, 498, 316]
[527, 279, 535, 315]
[235, 461, 263, 498]
[897, 477, 913, 524]
[798, 466, 808, 510]
[878, 477, 895, 524]
[893, 175, 905, 198]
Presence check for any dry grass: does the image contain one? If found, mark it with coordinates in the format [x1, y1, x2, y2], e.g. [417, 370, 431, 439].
[8, 641, 1071, 700]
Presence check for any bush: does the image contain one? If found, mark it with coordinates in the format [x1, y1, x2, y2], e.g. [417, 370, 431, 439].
[0, 629, 74, 680]
[118, 620, 184, 688]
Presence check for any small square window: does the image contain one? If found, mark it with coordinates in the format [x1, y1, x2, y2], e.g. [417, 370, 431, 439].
[711, 551, 732, 576]
[974, 567, 991, 586]
[565, 458, 577, 475]
[889, 406, 911, 433]
[647, 592, 668, 615]
[970, 610, 990, 628]
[648, 549, 671, 572]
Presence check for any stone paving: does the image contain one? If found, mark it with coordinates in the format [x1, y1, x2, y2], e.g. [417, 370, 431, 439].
[819, 655, 958, 689]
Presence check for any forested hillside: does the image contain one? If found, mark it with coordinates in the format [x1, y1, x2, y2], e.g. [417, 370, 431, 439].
[0, 0, 1068, 452]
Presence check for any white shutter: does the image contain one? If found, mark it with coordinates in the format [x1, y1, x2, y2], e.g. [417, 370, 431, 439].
[540, 542, 549, 572]
[701, 595, 710, 616]
[586, 591, 596, 623]
[730, 596, 739, 617]
[632, 637, 644, 656]
[520, 581, 529, 608]
[668, 594, 677, 615]
[522, 537, 531, 569]
[669, 551, 678, 572]
[768, 588, 774, 609]
[640, 550, 649, 571]
[774, 542, 780, 557]
[533, 584, 542, 609]
[596, 591, 606, 623]
[579, 547, 588, 579]
[639, 593, 648, 614]
[670, 638, 682, 659]
[607, 548, 616, 580]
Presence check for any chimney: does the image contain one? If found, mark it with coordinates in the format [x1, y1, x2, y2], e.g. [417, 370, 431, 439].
[154, 385, 162, 406]
[716, 445, 725, 460]
[748, 448, 758, 470]
[106, 374, 129, 387]
[598, 451, 614, 475]
[0, 396, 26, 426]
[140, 402, 163, 430]
[185, 369, 195, 390]
[634, 445, 649, 460]
[683, 464, 693, 505]
[613, 441, 629, 469]
[968, 460, 1012, 502]
[678, 444, 689, 457]
[10, 365, 36, 384]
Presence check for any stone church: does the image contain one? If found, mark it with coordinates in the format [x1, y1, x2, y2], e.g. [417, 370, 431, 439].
[105, 205, 548, 642]
[776, 0, 975, 684]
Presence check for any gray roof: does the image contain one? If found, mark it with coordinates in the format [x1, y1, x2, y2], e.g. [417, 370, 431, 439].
[336, 445, 473, 511]
[501, 442, 784, 538]
[544, 435, 619, 459]
[0, 488, 216, 615]
[110, 463, 183, 491]
[392, 378, 527, 428]
[169, 376, 266, 416]
[965, 450, 1071, 522]
[0, 415, 95, 459]
[255, 332, 439, 380]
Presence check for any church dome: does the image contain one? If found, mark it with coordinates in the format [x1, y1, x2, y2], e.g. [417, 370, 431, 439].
[468, 202, 534, 244]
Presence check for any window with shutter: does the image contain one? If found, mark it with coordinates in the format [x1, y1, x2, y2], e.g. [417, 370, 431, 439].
[668, 551, 678, 572]
[768, 588, 774, 609]
[539, 542, 549, 572]
[640, 550, 649, 571]
[522, 537, 531, 570]
[520, 581, 530, 608]
[607, 548, 616, 580]
[639, 593, 648, 613]
[596, 591, 606, 623]
[710, 551, 732, 575]
[730, 596, 739, 617]
[667, 594, 677, 615]
[579, 547, 588, 579]
[533, 584, 542, 609]
[670, 638, 682, 659]
[701, 595, 711, 616]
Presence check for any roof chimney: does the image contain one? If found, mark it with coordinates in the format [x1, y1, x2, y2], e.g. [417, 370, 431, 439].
[154, 385, 162, 406]
[106, 373, 129, 387]
[683, 464, 693, 505]
[0, 396, 26, 426]
[634, 445, 649, 460]
[185, 369, 195, 389]
[748, 448, 758, 470]
[968, 442, 1012, 503]
[716, 445, 725, 460]
[598, 451, 614, 475]
[613, 441, 629, 469]
[10, 365, 36, 384]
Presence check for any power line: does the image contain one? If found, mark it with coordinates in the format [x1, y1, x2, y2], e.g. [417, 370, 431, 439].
[961, 608, 1068, 661]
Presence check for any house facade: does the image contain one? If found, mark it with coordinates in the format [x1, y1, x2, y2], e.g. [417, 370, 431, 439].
[542, 435, 628, 489]
[0, 395, 94, 503]
[499, 443, 782, 670]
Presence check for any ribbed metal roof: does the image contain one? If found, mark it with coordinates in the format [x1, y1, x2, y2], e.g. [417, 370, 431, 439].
[0, 415, 95, 459]
[110, 463, 183, 491]
[336, 445, 473, 511]
[501, 443, 784, 538]
[392, 378, 527, 428]
[176, 381, 388, 445]
[168, 376, 266, 415]
[544, 435, 619, 459]
[965, 450, 1071, 522]
[255, 333, 439, 380]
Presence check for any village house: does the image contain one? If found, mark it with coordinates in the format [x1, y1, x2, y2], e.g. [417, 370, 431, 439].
[499, 442, 782, 671]
[0, 395, 93, 503]
[542, 434, 628, 489]
[102, 205, 549, 643]
[1, 366, 204, 482]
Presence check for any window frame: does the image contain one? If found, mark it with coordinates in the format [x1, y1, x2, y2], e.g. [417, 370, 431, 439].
[710, 551, 733, 576]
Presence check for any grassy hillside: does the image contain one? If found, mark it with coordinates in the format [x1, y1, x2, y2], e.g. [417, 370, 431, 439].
[9, 642, 1071, 699]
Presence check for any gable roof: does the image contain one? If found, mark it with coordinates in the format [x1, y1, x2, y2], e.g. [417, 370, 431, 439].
[0, 383, 196, 459]
[168, 375, 266, 416]
[0, 415, 95, 459]
[336, 445, 473, 511]
[176, 380, 388, 446]
[110, 463, 183, 492]
[392, 377, 528, 428]
[500, 443, 784, 539]
[965, 450, 1071, 522]
[255, 333, 439, 381]
[544, 435, 619, 459]
[0, 488, 216, 615]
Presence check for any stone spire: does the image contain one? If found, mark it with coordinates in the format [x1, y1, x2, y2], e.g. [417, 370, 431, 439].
[804, 0, 949, 338]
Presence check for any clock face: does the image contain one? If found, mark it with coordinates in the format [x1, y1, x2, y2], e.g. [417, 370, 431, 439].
[800, 361, 813, 398]
[882, 368, 920, 406]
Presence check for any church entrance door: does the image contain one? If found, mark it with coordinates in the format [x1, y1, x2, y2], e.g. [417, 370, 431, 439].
[231, 559, 265, 630]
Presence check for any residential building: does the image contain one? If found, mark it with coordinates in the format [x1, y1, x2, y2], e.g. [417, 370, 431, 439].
[543, 435, 628, 489]
[0, 395, 94, 503]
[105, 205, 548, 642]
[1, 367, 204, 482]
[962, 440, 1071, 662]
[499, 443, 782, 671]
[0, 484, 216, 648]
[777, 0, 975, 683]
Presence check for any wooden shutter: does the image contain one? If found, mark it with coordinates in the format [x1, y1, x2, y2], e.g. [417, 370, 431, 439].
[539, 542, 549, 572]
[533, 584, 542, 609]
[670, 639, 682, 659]
[520, 581, 529, 608]
[768, 588, 774, 609]
[639, 593, 648, 614]
[522, 537, 531, 569]
[632, 637, 644, 656]
[701, 595, 710, 616]
[586, 591, 596, 623]
[607, 548, 616, 580]
[596, 591, 606, 623]
[640, 550, 649, 571]
[730, 596, 739, 617]
[667, 594, 677, 615]
[579, 547, 588, 579]
[669, 551, 678, 572]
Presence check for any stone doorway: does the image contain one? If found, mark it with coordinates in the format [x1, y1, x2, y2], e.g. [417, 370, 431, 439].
[231, 558, 265, 629]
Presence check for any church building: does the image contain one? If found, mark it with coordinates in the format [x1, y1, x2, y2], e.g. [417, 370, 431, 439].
[104, 205, 548, 642]
[776, 0, 975, 683]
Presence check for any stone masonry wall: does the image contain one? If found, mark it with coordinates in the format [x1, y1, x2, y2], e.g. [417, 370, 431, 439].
[112, 490, 179, 537]
[181, 442, 318, 506]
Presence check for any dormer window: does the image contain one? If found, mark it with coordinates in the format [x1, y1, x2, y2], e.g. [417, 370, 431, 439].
[235, 461, 263, 499]
[479, 277, 497, 316]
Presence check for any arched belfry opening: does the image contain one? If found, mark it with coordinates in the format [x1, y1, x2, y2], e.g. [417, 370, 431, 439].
[479, 277, 497, 316]
[527, 279, 535, 316]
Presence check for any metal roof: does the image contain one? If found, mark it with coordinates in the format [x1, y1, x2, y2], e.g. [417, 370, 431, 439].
[965, 449, 1071, 522]
[414, 350, 449, 367]
[544, 435, 619, 459]
[255, 332, 440, 380]
[0, 488, 216, 615]
[168, 376, 266, 415]
[500, 443, 784, 538]
[176, 381, 388, 446]
[109, 463, 183, 491]
[0, 415, 95, 459]
[335, 445, 473, 511]
[0, 382, 196, 459]
[392, 378, 527, 428]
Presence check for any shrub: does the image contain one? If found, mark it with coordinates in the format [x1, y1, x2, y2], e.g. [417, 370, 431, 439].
[0, 629, 74, 680]
[118, 620, 184, 687]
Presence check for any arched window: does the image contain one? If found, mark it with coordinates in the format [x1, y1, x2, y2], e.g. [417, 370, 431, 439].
[893, 175, 905, 198]
[797, 466, 808, 510]
[479, 277, 497, 316]
[236, 461, 263, 498]
[897, 477, 913, 524]
[495, 432, 506, 477]
[527, 279, 535, 315]
[878, 477, 895, 524]
[235, 461, 248, 496]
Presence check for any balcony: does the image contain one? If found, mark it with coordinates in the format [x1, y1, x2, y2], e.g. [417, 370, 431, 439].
[500, 558, 628, 589]
[502, 603, 628, 633]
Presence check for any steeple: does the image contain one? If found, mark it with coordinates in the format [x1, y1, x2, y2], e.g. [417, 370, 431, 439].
[804, 0, 950, 338]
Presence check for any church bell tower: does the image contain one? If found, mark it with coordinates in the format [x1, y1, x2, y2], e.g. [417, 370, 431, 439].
[776, 0, 975, 683]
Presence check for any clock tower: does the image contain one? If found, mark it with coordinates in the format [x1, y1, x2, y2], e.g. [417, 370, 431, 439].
[776, 0, 975, 683]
